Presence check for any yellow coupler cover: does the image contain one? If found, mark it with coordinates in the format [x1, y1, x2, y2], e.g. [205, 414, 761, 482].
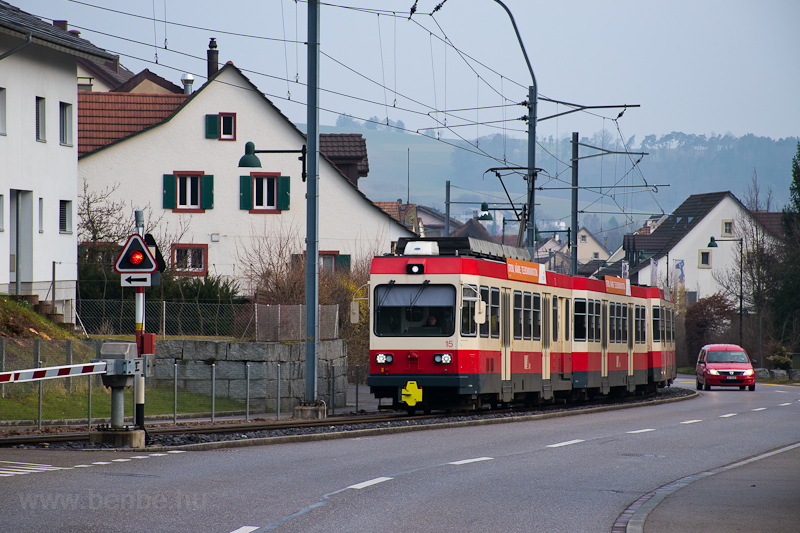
[401, 381, 423, 406]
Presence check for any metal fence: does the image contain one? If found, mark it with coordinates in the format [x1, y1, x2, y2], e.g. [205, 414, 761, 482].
[75, 300, 339, 341]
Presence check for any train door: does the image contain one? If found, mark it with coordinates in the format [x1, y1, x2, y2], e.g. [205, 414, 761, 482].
[500, 288, 512, 400]
[542, 294, 551, 381]
[627, 304, 635, 391]
[601, 300, 609, 393]
[551, 295, 562, 362]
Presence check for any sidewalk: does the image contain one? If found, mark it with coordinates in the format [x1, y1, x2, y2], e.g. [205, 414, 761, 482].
[629, 442, 800, 533]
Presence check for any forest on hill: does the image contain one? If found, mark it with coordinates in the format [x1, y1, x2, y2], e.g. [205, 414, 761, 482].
[320, 119, 798, 251]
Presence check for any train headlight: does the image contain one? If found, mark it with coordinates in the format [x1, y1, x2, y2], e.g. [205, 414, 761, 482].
[433, 353, 452, 364]
[375, 353, 394, 364]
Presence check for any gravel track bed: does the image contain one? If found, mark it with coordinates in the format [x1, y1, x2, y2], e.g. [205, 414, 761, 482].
[9, 387, 694, 450]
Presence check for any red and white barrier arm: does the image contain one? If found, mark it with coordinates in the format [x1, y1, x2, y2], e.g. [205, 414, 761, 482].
[0, 362, 107, 384]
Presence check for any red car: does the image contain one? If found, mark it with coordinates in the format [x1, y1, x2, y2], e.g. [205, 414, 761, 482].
[696, 344, 756, 391]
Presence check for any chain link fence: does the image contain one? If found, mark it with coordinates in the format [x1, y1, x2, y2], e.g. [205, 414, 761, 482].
[75, 300, 339, 341]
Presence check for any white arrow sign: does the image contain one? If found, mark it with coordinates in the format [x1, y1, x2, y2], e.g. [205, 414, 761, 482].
[121, 273, 152, 287]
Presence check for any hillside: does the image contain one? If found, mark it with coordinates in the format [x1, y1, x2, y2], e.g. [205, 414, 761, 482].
[0, 297, 78, 340]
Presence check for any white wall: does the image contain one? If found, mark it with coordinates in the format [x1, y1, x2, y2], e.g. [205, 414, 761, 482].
[79, 66, 412, 291]
[0, 34, 78, 313]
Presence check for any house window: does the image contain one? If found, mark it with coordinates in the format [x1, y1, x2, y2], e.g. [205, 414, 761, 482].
[59, 200, 72, 233]
[593, 252, 599, 260]
[698, 249, 711, 269]
[59, 102, 73, 146]
[722, 220, 734, 236]
[163, 173, 214, 212]
[292, 251, 351, 274]
[580, 235, 587, 243]
[36, 97, 45, 141]
[0, 87, 6, 135]
[206, 113, 236, 140]
[172, 243, 208, 275]
[240, 173, 290, 212]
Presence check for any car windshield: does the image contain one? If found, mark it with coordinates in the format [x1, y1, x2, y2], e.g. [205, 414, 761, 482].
[707, 350, 749, 363]
[374, 283, 456, 337]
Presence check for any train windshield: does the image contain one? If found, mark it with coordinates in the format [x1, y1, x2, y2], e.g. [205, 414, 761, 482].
[374, 283, 456, 337]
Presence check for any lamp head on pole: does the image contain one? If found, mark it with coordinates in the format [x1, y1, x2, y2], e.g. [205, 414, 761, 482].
[707, 236, 718, 248]
[478, 202, 493, 221]
[238, 141, 262, 168]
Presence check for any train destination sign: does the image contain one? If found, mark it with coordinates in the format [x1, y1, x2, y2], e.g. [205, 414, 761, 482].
[506, 258, 547, 285]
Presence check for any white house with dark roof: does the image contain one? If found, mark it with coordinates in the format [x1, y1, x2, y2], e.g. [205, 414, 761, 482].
[78, 58, 413, 291]
[0, 1, 117, 321]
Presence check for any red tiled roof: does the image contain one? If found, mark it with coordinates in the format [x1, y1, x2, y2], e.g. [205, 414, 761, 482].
[319, 133, 369, 176]
[78, 92, 188, 156]
[753, 211, 784, 237]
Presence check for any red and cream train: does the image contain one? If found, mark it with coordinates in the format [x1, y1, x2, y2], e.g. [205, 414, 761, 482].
[366, 237, 676, 412]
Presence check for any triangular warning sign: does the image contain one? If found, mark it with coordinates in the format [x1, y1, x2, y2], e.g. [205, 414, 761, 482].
[114, 234, 158, 274]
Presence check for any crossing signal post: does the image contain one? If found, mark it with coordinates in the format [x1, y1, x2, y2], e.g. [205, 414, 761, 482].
[113, 223, 161, 435]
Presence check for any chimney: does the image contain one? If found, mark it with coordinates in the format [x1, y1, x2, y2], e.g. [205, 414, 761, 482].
[181, 73, 194, 94]
[68, 30, 81, 38]
[53, 20, 68, 31]
[207, 38, 219, 79]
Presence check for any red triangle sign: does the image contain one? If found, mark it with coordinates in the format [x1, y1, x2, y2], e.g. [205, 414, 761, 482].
[114, 234, 158, 274]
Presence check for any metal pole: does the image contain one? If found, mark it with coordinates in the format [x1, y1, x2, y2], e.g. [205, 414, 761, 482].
[305, 0, 321, 403]
[445, 180, 451, 237]
[246, 363, 251, 421]
[739, 239, 743, 349]
[65, 340, 72, 392]
[276, 363, 281, 420]
[38, 360, 43, 431]
[211, 363, 216, 423]
[571, 132, 579, 276]
[355, 365, 359, 413]
[330, 362, 335, 415]
[1, 338, 5, 399]
[88, 373, 92, 429]
[173, 362, 178, 424]
[51, 261, 56, 312]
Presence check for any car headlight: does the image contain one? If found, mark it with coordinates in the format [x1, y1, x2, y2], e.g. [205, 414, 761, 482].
[707, 368, 719, 375]
[743, 368, 754, 376]
[433, 353, 452, 364]
[375, 353, 393, 364]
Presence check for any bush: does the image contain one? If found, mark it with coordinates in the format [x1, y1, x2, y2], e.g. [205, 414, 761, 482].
[767, 343, 793, 370]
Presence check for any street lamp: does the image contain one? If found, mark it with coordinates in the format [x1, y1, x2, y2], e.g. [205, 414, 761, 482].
[707, 236, 743, 348]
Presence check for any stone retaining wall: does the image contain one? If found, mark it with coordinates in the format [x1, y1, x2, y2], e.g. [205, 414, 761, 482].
[153, 340, 347, 412]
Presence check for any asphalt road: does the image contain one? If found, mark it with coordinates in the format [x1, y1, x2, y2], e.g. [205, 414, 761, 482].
[1, 376, 798, 532]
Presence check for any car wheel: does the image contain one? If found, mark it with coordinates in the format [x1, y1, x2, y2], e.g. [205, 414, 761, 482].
[703, 382, 711, 391]
[749, 384, 755, 391]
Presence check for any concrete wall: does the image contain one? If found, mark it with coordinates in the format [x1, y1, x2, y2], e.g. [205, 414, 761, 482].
[153, 339, 348, 412]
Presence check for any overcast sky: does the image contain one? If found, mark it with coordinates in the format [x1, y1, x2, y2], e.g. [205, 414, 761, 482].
[20, 0, 800, 146]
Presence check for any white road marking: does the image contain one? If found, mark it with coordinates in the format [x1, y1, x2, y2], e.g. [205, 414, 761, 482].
[130, 456, 149, 459]
[547, 439, 585, 448]
[92, 461, 111, 465]
[627, 429, 656, 434]
[752, 408, 767, 411]
[73, 464, 92, 468]
[112, 459, 132, 462]
[167, 450, 186, 453]
[149, 453, 168, 456]
[0, 461, 66, 477]
[778, 403, 792, 406]
[720, 413, 737, 418]
[229, 527, 259, 533]
[681, 420, 702, 424]
[348, 477, 392, 490]
[449, 457, 494, 465]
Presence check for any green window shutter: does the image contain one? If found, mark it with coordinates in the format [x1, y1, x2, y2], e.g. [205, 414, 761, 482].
[240, 176, 253, 210]
[205, 114, 219, 138]
[163, 174, 176, 209]
[336, 254, 351, 273]
[278, 175, 290, 210]
[201, 175, 214, 209]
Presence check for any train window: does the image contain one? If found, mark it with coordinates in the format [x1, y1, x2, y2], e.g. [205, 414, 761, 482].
[574, 299, 587, 341]
[622, 304, 628, 343]
[479, 286, 490, 338]
[523, 293, 532, 340]
[552, 297, 558, 341]
[513, 291, 523, 339]
[532, 293, 541, 340]
[616, 303, 623, 343]
[460, 286, 478, 337]
[640, 306, 647, 344]
[373, 283, 456, 337]
[490, 288, 500, 339]
[564, 299, 570, 342]
[608, 302, 617, 342]
[587, 300, 595, 342]
[593, 300, 601, 341]
[652, 306, 661, 342]
[634, 306, 641, 343]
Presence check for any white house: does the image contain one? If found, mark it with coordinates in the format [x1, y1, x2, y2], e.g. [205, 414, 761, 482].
[623, 191, 757, 307]
[78, 59, 412, 291]
[0, 2, 117, 319]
